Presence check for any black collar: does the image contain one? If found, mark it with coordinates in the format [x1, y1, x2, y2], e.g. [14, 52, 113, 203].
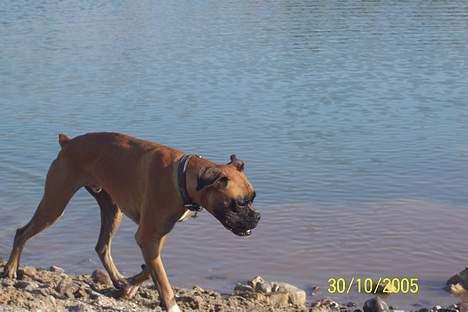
[177, 154, 202, 212]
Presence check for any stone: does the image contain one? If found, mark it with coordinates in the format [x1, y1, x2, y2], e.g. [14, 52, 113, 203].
[214, 303, 224, 312]
[447, 268, 468, 291]
[193, 295, 205, 309]
[363, 297, 390, 312]
[15, 280, 38, 291]
[56, 279, 79, 299]
[49, 265, 65, 273]
[256, 280, 272, 293]
[234, 283, 254, 293]
[458, 303, 468, 312]
[311, 286, 320, 296]
[270, 281, 306, 306]
[31, 288, 51, 297]
[248, 276, 266, 289]
[22, 266, 37, 277]
[68, 302, 95, 312]
[311, 299, 341, 312]
[266, 291, 289, 307]
[88, 289, 103, 300]
[74, 286, 88, 298]
[2, 278, 15, 287]
[91, 269, 112, 286]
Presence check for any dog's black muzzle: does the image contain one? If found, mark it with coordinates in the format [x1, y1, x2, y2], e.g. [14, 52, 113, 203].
[217, 206, 261, 237]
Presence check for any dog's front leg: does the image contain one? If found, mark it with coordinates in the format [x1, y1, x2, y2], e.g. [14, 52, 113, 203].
[136, 233, 180, 312]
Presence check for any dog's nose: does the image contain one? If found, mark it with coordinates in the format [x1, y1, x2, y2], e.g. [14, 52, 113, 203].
[255, 212, 261, 223]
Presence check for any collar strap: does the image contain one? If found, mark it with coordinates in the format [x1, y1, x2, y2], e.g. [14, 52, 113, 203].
[177, 154, 202, 212]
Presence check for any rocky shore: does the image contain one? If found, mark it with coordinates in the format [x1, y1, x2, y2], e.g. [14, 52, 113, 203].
[1, 258, 467, 312]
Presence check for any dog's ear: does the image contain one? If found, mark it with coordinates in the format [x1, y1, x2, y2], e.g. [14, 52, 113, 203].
[228, 154, 244, 172]
[197, 167, 229, 191]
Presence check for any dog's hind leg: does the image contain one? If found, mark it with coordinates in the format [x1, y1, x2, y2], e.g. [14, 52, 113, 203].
[85, 186, 125, 289]
[121, 263, 152, 298]
[2, 158, 80, 279]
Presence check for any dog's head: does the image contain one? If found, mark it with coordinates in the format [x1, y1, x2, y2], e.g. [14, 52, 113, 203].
[196, 155, 260, 237]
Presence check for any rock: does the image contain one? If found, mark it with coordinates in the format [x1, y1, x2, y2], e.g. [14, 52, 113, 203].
[87, 289, 104, 300]
[248, 276, 266, 289]
[91, 269, 112, 286]
[15, 280, 38, 291]
[242, 275, 273, 293]
[363, 297, 390, 312]
[266, 291, 289, 307]
[447, 268, 468, 292]
[68, 302, 96, 312]
[31, 288, 51, 297]
[192, 295, 205, 310]
[22, 266, 37, 277]
[234, 283, 254, 293]
[311, 299, 341, 312]
[458, 303, 468, 312]
[2, 278, 15, 287]
[213, 303, 224, 312]
[311, 286, 320, 296]
[430, 305, 460, 312]
[48, 295, 57, 307]
[56, 279, 79, 299]
[270, 281, 306, 306]
[192, 285, 205, 294]
[256, 280, 272, 293]
[49, 265, 65, 273]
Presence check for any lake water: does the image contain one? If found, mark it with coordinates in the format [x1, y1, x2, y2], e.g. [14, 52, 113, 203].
[1, 0, 467, 308]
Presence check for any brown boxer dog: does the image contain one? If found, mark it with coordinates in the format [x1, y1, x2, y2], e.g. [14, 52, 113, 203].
[1, 132, 260, 312]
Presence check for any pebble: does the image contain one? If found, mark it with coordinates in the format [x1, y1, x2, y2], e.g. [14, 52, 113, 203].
[311, 286, 320, 296]
[0, 265, 465, 312]
[266, 291, 289, 307]
[311, 299, 341, 312]
[2, 278, 15, 287]
[234, 283, 254, 293]
[91, 269, 112, 286]
[22, 266, 37, 277]
[15, 280, 38, 290]
[363, 297, 390, 312]
[49, 265, 65, 273]
[56, 279, 79, 299]
[270, 281, 307, 306]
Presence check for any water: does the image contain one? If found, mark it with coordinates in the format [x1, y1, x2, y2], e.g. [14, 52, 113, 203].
[1, 0, 468, 308]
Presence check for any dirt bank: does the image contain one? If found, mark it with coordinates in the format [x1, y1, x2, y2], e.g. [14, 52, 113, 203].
[0, 259, 466, 312]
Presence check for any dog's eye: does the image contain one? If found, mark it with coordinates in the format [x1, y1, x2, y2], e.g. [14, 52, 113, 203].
[229, 200, 239, 212]
[238, 199, 250, 206]
[251, 191, 256, 202]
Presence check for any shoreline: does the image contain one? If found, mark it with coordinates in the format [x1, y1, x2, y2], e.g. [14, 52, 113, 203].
[1, 260, 467, 312]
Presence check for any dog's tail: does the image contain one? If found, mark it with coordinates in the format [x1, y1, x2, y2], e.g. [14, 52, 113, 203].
[58, 133, 71, 148]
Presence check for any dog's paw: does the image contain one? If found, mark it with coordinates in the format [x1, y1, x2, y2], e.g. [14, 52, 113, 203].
[1, 267, 17, 279]
[120, 283, 140, 299]
[112, 278, 126, 290]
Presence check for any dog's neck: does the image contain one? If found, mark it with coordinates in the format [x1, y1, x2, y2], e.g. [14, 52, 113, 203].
[184, 156, 210, 207]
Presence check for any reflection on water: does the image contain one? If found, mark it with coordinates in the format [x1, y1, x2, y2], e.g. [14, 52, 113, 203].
[0, 0, 467, 308]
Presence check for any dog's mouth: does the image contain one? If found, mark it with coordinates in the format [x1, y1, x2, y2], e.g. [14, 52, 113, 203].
[232, 228, 252, 237]
[214, 209, 260, 237]
[222, 223, 253, 237]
